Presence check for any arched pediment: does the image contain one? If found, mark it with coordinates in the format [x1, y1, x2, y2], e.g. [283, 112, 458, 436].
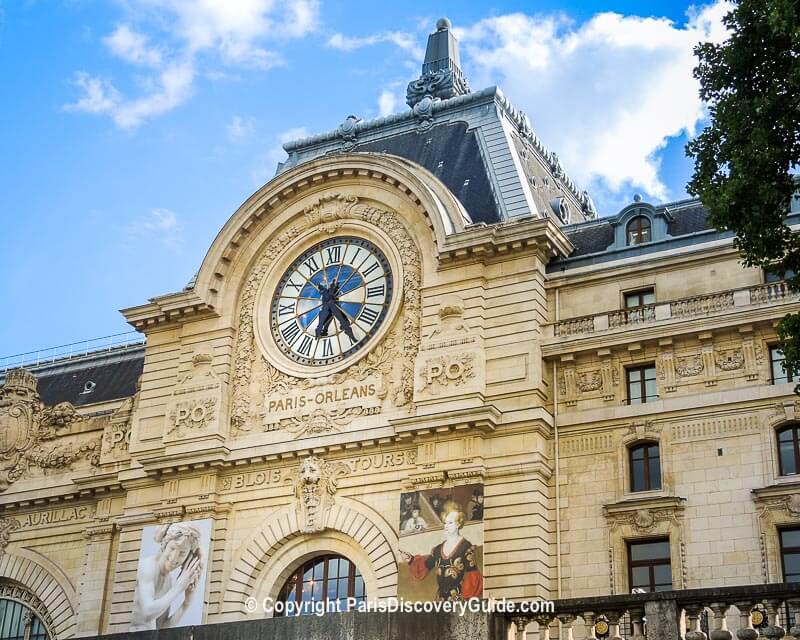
[192, 153, 470, 311]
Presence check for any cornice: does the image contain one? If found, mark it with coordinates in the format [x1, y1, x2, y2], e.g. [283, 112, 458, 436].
[121, 290, 218, 332]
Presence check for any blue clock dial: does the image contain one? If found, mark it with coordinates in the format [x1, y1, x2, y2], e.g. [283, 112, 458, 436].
[270, 237, 394, 366]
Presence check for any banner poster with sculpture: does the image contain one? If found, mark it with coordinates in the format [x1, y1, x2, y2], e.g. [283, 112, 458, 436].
[397, 483, 484, 602]
[129, 519, 212, 631]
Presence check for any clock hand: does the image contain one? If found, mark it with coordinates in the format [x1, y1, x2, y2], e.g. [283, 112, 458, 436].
[315, 301, 334, 337]
[330, 303, 357, 343]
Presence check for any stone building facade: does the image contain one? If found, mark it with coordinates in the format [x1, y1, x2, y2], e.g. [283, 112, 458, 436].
[1, 19, 800, 640]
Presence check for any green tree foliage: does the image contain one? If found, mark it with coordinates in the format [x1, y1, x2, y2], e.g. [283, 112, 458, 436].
[687, 0, 800, 386]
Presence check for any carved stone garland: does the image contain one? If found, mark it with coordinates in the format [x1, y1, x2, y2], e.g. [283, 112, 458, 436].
[230, 193, 422, 434]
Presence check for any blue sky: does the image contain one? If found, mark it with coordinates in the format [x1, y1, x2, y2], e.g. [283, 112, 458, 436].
[0, 0, 731, 356]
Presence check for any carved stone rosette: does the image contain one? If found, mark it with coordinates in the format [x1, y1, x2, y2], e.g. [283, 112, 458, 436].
[230, 193, 421, 435]
[0, 369, 101, 492]
[285, 456, 350, 533]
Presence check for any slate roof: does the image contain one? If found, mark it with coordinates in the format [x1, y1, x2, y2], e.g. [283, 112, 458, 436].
[0, 346, 144, 409]
[559, 200, 712, 258]
[353, 123, 499, 224]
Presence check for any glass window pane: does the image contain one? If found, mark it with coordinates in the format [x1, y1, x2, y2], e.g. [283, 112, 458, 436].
[781, 441, 797, 475]
[784, 553, 800, 575]
[631, 540, 670, 561]
[328, 557, 339, 579]
[629, 369, 642, 383]
[653, 564, 672, 586]
[355, 574, 365, 597]
[644, 366, 657, 381]
[779, 428, 796, 443]
[313, 580, 323, 600]
[631, 459, 646, 492]
[644, 380, 657, 401]
[631, 447, 645, 461]
[642, 291, 656, 305]
[303, 564, 314, 581]
[313, 560, 324, 580]
[631, 566, 650, 588]
[782, 529, 800, 548]
[649, 458, 662, 490]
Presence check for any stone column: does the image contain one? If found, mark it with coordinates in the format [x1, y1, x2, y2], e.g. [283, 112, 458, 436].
[644, 599, 680, 640]
[74, 522, 115, 637]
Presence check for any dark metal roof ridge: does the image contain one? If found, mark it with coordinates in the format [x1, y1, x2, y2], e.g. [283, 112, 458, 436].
[547, 227, 734, 271]
[283, 86, 501, 153]
[0, 344, 145, 379]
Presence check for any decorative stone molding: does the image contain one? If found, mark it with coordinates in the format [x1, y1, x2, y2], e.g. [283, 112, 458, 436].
[231, 193, 421, 434]
[219, 496, 397, 621]
[168, 398, 217, 437]
[753, 483, 800, 581]
[657, 344, 677, 393]
[285, 456, 349, 533]
[101, 377, 139, 462]
[417, 353, 476, 392]
[670, 413, 759, 442]
[0, 517, 20, 558]
[675, 354, 704, 378]
[164, 353, 228, 445]
[559, 433, 614, 457]
[335, 115, 360, 151]
[0, 369, 101, 492]
[576, 370, 602, 393]
[603, 496, 687, 593]
[414, 296, 484, 404]
[0, 582, 53, 634]
[716, 348, 744, 371]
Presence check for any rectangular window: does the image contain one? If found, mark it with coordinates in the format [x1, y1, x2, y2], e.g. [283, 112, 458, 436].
[628, 539, 672, 592]
[626, 365, 658, 404]
[771, 346, 794, 384]
[782, 528, 800, 582]
[624, 288, 656, 308]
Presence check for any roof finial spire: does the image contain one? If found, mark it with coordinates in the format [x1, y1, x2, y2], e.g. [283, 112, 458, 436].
[406, 17, 470, 108]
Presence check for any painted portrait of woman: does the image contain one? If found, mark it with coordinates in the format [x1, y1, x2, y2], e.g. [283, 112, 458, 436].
[399, 502, 483, 601]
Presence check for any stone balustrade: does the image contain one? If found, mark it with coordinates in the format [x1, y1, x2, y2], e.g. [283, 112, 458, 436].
[504, 582, 800, 640]
[549, 282, 799, 339]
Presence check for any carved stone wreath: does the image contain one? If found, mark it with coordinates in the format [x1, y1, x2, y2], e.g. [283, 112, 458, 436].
[230, 193, 422, 433]
[675, 355, 704, 378]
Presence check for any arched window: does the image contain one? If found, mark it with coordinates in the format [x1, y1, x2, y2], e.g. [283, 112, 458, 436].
[778, 425, 800, 475]
[276, 554, 365, 616]
[630, 442, 661, 492]
[626, 216, 652, 245]
[0, 599, 50, 640]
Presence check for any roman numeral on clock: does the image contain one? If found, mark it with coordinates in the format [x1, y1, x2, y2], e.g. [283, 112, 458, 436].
[325, 246, 341, 263]
[303, 255, 319, 275]
[281, 322, 301, 345]
[366, 285, 385, 299]
[278, 302, 295, 316]
[362, 262, 379, 277]
[359, 306, 379, 325]
[285, 280, 302, 292]
[297, 335, 314, 356]
[321, 338, 334, 357]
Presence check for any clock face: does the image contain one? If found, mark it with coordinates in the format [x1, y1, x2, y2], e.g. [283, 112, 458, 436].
[270, 237, 394, 366]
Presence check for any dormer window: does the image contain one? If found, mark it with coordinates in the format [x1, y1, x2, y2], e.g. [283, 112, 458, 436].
[626, 216, 652, 245]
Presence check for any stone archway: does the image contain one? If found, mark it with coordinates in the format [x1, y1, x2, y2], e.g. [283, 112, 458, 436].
[218, 497, 397, 621]
[0, 550, 77, 638]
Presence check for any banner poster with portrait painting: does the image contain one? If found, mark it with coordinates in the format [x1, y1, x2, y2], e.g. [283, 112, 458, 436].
[129, 518, 213, 631]
[397, 483, 484, 602]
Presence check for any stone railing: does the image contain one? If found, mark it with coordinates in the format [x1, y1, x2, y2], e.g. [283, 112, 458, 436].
[549, 282, 799, 339]
[504, 582, 800, 640]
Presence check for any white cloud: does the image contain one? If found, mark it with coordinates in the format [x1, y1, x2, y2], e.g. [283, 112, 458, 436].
[456, 2, 733, 201]
[251, 126, 309, 186]
[125, 208, 183, 249]
[327, 31, 424, 60]
[227, 115, 256, 141]
[103, 24, 162, 67]
[66, 1, 320, 129]
[377, 90, 397, 117]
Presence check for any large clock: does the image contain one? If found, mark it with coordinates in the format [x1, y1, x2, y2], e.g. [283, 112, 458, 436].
[270, 236, 394, 366]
